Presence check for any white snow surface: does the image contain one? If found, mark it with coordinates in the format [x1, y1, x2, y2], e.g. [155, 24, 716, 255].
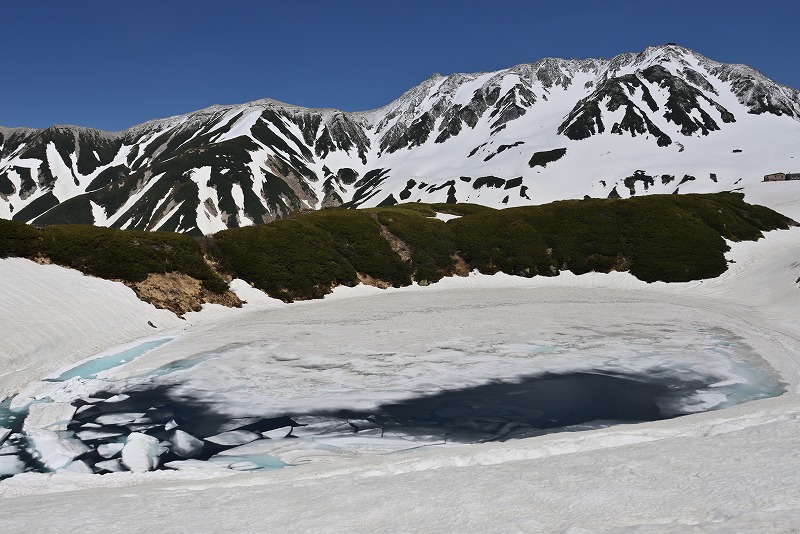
[1, 184, 800, 531]
[433, 212, 461, 222]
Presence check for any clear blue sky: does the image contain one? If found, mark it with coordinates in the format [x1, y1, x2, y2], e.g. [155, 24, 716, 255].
[3, 0, 799, 132]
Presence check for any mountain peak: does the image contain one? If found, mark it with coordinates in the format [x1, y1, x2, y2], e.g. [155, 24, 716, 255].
[630, 43, 700, 70]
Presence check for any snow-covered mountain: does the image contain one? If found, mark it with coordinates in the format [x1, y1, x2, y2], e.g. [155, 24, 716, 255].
[1, 44, 799, 235]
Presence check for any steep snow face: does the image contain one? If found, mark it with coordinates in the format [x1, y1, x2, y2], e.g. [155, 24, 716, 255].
[1, 44, 799, 234]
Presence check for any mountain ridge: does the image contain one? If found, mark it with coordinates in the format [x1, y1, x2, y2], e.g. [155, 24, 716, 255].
[4, 44, 798, 135]
[1, 44, 799, 235]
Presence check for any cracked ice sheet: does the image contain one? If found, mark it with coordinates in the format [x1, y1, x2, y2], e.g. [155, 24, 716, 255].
[103, 286, 782, 420]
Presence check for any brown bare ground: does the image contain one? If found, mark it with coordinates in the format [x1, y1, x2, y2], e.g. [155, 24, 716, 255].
[130, 272, 242, 315]
[356, 272, 392, 289]
[451, 254, 471, 276]
[377, 224, 412, 262]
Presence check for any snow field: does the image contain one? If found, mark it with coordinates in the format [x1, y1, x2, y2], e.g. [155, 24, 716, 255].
[0, 181, 799, 530]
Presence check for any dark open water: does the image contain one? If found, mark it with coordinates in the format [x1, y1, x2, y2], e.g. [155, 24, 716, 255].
[0, 369, 743, 478]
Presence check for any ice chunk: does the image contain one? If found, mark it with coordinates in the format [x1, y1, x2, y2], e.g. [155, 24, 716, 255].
[170, 429, 204, 458]
[126, 423, 160, 432]
[61, 460, 93, 474]
[0, 455, 25, 476]
[133, 415, 155, 424]
[26, 428, 89, 471]
[121, 432, 161, 473]
[95, 459, 124, 473]
[23, 402, 77, 432]
[0, 426, 11, 446]
[95, 413, 145, 425]
[165, 419, 179, 431]
[80, 422, 102, 429]
[76, 429, 125, 441]
[97, 442, 125, 458]
[261, 426, 293, 439]
[205, 430, 261, 446]
[0, 443, 20, 456]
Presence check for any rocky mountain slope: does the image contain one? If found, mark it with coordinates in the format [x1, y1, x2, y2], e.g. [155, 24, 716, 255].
[1, 44, 799, 235]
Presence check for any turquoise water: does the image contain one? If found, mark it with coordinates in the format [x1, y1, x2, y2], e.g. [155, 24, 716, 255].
[149, 352, 219, 376]
[55, 338, 172, 381]
[214, 454, 287, 471]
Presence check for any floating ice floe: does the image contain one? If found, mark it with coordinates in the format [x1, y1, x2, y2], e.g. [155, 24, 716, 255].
[204, 430, 261, 447]
[94, 459, 124, 473]
[95, 413, 146, 426]
[25, 428, 89, 471]
[76, 429, 126, 441]
[97, 442, 125, 459]
[22, 403, 77, 432]
[260, 426, 293, 439]
[170, 430, 204, 458]
[60, 460, 93, 474]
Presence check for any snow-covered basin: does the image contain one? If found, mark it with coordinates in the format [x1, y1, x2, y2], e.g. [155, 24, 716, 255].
[1, 182, 800, 531]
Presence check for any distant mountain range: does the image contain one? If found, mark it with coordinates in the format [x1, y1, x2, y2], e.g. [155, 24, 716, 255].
[1, 44, 799, 235]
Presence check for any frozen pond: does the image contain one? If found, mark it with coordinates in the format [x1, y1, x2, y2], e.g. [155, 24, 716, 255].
[0, 290, 788, 479]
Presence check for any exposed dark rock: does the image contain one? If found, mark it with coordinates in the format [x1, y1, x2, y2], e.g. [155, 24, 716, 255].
[399, 179, 417, 200]
[473, 176, 506, 189]
[623, 170, 655, 195]
[529, 148, 567, 168]
[504, 177, 523, 189]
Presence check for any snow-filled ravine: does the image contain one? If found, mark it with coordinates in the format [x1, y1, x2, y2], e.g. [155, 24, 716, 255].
[1, 181, 800, 532]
